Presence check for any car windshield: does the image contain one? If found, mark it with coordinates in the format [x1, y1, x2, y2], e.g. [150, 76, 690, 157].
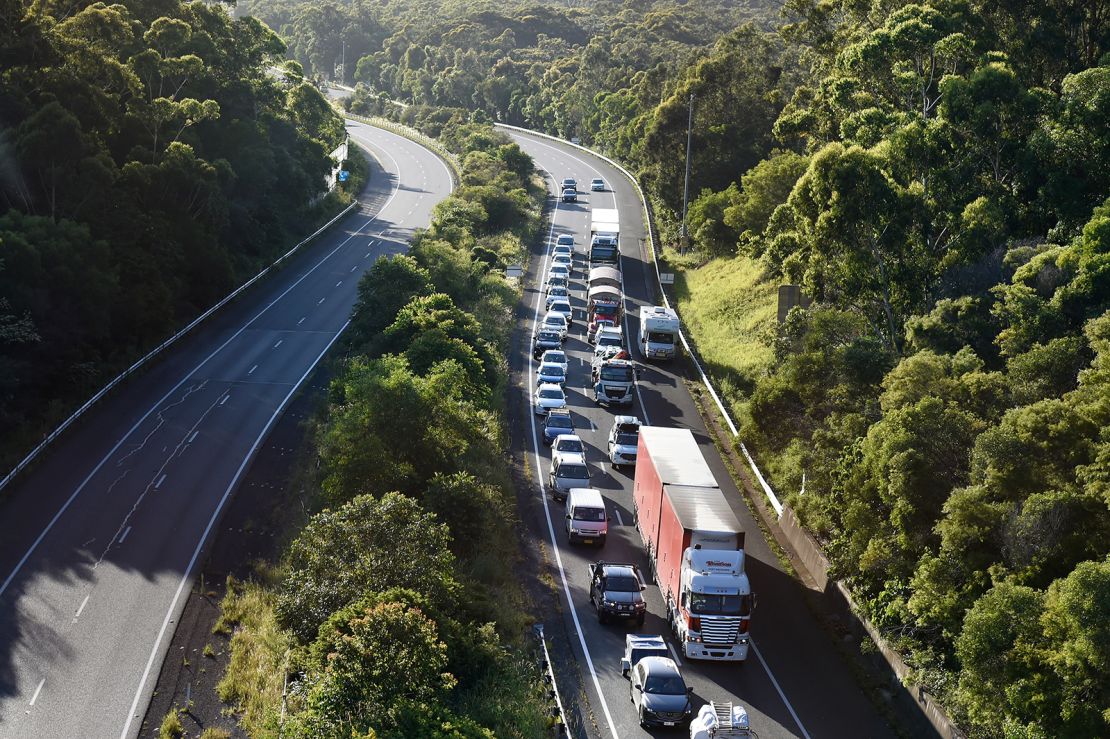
[606, 575, 639, 592]
[647, 331, 675, 344]
[539, 388, 564, 400]
[537, 332, 559, 342]
[543, 351, 566, 364]
[555, 439, 584, 453]
[644, 674, 686, 696]
[557, 236, 574, 245]
[598, 336, 622, 348]
[546, 416, 573, 429]
[541, 365, 565, 379]
[544, 315, 564, 326]
[557, 464, 588, 479]
[549, 288, 568, 297]
[573, 507, 605, 522]
[600, 366, 633, 382]
[592, 179, 603, 185]
[615, 433, 638, 446]
[689, 593, 752, 616]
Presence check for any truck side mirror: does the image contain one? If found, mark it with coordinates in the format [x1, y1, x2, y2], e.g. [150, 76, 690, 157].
[565, 514, 571, 520]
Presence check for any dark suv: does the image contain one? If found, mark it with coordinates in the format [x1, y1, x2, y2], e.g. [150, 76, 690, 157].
[542, 408, 574, 445]
[588, 562, 647, 626]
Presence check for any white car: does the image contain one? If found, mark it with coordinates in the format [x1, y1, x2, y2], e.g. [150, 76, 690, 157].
[540, 349, 568, 375]
[556, 234, 575, 248]
[553, 433, 586, 456]
[552, 253, 573, 273]
[546, 275, 569, 294]
[548, 264, 571, 282]
[594, 325, 624, 351]
[561, 177, 577, 191]
[542, 310, 569, 339]
[536, 362, 567, 385]
[553, 242, 573, 258]
[546, 285, 570, 310]
[548, 299, 573, 327]
[591, 178, 606, 191]
[607, 416, 641, 467]
[534, 383, 567, 416]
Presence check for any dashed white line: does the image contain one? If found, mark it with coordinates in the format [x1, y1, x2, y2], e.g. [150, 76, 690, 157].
[247, 364, 257, 375]
[613, 509, 624, 526]
[154, 474, 167, 489]
[187, 431, 198, 444]
[335, 281, 342, 287]
[350, 265, 357, 272]
[667, 642, 684, 667]
[28, 678, 45, 707]
[317, 297, 325, 305]
[297, 317, 306, 325]
[273, 340, 283, 349]
[119, 526, 132, 544]
[73, 594, 90, 621]
[219, 395, 229, 406]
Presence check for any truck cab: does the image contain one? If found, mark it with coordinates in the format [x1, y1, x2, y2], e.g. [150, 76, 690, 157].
[592, 355, 635, 406]
[675, 547, 753, 661]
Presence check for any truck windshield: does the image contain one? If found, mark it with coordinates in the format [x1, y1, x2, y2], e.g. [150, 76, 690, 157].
[573, 507, 605, 521]
[646, 330, 675, 344]
[594, 304, 618, 318]
[689, 592, 752, 616]
[591, 245, 618, 261]
[600, 367, 633, 382]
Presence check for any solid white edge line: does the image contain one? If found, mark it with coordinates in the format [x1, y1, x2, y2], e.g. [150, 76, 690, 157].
[118, 322, 350, 739]
[118, 526, 132, 544]
[513, 130, 813, 739]
[0, 168, 401, 602]
[667, 642, 683, 667]
[752, 639, 812, 739]
[526, 183, 621, 739]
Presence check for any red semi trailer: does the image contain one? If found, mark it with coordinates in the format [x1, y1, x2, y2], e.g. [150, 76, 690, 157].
[633, 426, 753, 661]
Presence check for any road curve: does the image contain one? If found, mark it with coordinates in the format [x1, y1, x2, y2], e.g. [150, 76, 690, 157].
[0, 123, 453, 738]
[503, 126, 897, 739]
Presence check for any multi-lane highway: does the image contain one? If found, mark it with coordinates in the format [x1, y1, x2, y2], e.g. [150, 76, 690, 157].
[504, 126, 897, 739]
[0, 122, 453, 738]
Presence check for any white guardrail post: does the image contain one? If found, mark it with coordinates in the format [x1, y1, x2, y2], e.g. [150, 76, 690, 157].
[495, 123, 784, 517]
[0, 199, 359, 495]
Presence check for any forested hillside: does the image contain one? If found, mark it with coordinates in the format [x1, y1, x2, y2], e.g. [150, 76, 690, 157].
[240, 0, 1110, 734]
[0, 0, 346, 466]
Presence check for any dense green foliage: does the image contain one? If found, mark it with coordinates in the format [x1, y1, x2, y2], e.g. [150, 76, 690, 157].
[0, 0, 350, 466]
[242, 0, 1110, 732]
[221, 120, 549, 737]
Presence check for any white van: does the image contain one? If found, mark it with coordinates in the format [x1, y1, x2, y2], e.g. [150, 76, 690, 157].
[565, 488, 608, 546]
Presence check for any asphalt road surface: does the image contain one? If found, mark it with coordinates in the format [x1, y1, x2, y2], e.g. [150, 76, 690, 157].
[503, 126, 897, 739]
[0, 122, 453, 739]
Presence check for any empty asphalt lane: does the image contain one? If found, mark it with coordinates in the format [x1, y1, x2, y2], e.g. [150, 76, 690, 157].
[0, 122, 453, 738]
[505, 126, 896, 739]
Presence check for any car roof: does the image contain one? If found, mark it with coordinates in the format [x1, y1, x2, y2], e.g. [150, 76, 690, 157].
[553, 450, 586, 463]
[567, 487, 604, 506]
[626, 634, 667, 650]
[542, 349, 566, 357]
[553, 433, 582, 443]
[597, 325, 622, 336]
[638, 656, 680, 676]
[613, 415, 640, 426]
[538, 382, 564, 390]
[592, 177, 604, 182]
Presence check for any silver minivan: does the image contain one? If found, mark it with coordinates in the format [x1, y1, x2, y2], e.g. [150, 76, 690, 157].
[565, 488, 608, 546]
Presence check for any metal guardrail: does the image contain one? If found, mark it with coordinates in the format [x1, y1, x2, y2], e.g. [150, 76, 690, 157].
[494, 123, 785, 517]
[0, 199, 359, 495]
[534, 624, 568, 736]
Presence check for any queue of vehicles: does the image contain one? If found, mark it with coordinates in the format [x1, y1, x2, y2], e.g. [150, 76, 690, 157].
[530, 174, 757, 732]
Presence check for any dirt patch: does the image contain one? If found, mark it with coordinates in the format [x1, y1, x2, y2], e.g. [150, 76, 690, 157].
[139, 368, 329, 738]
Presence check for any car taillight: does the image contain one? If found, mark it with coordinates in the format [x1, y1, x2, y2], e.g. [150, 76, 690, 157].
[687, 615, 700, 632]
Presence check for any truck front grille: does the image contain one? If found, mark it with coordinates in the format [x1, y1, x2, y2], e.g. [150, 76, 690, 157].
[700, 617, 741, 647]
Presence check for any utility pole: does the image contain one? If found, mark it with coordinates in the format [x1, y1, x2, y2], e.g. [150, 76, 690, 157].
[680, 93, 694, 253]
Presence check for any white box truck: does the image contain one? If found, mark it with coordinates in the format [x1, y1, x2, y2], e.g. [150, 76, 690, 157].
[589, 208, 620, 267]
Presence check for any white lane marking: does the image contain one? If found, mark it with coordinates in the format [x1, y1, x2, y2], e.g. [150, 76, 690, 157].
[753, 639, 812, 739]
[525, 192, 620, 739]
[73, 594, 90, 621]
[273, 339, 283, 349]
[0, 168, 408, 599]
[364, 252, 371, 258]
[613, 509, 624, 526]
[219, 395, 229, 406]
[118, 526, 132, 544]
[247, 364, 257, 375]
[154, 474, 167, 489]
[350, 265, 357, 273]
[297, 317, 306, 325]
[28, 678, 45, 707]
[335, 281, 342, 288]
[522, 132, 815, 739]
[120, 323, 352, 739]
[317, 297, 325, 305]
[186, 431, 198, 444]
[667, 642, 683, 667]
